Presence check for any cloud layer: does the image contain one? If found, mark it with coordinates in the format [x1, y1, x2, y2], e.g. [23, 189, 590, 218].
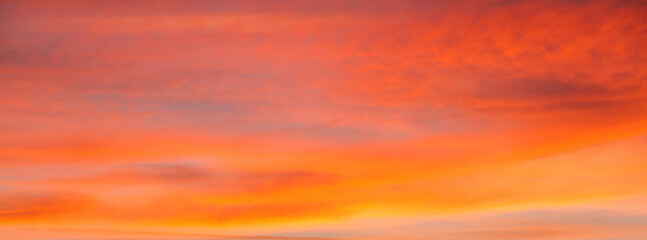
[1, 0, 646, 239]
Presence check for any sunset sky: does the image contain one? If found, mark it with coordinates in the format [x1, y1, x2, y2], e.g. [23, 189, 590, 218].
[1, 0, 647, 239]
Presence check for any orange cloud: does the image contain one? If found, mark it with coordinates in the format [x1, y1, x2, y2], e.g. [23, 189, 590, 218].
[1, 0, 646, 239]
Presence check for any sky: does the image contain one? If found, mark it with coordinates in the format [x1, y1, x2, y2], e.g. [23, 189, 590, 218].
[1, 0, 647, 239]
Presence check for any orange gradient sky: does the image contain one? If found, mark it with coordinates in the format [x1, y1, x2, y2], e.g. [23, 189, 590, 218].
[1, 0, 647, 239]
